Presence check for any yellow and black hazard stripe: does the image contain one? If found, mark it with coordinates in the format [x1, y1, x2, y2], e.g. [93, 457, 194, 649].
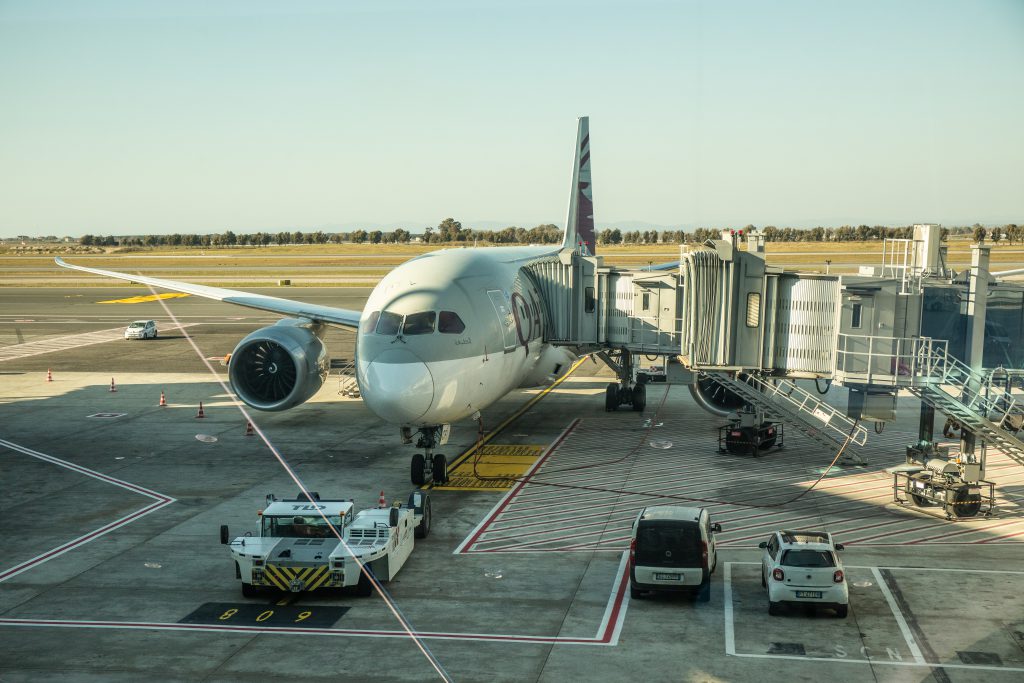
[262, 564, 331, 592]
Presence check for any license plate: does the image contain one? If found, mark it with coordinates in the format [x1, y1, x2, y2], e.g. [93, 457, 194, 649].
[795, 591, 822, 599]
[655, 573, 681, 581]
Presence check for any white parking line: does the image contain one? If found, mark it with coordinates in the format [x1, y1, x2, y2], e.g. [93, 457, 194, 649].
[723, 561, 1024, 673]
[871, 566, 926, 664]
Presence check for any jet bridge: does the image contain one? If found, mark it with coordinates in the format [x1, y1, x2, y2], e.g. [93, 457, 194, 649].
[528, 225, 1024, 514]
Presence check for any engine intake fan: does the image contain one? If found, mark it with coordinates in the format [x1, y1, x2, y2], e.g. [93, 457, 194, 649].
[228, 319, 328, 411]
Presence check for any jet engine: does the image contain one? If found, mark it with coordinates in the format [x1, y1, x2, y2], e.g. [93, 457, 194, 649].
[228, 319, 328, 411]
[519, 345, 578, 387]
[689, 373, 746, 417]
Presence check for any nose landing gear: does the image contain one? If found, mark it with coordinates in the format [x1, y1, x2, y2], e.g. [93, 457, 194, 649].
[409, 426, 449, 486]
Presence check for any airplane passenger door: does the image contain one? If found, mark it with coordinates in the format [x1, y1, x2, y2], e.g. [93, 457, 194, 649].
[487, 290, 518, 352]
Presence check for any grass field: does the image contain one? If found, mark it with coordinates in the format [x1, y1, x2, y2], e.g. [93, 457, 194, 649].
[3, 238, 1023, 286]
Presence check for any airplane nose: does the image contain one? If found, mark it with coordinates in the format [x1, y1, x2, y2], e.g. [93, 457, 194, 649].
[360, 348, 434, 424]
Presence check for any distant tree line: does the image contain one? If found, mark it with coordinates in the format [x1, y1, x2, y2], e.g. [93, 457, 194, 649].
[76, 221, 1022, 248]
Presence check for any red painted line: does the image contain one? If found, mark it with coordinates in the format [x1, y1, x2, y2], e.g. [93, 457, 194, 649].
[908, 518, 1023, 544]
[976, 527, 1024, 543]
[456, 420, 579, 554]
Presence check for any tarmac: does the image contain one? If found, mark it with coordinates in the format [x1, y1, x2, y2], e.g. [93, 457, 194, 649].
[1, 287, 1023, 682]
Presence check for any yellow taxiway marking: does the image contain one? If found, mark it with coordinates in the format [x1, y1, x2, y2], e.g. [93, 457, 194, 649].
[97, 293, 192, 304]
[434, 444, 545, 491]
[424, 355, 588, 492]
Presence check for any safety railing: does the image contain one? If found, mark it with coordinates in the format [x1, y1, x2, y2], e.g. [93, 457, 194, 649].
[624, 315, 684, 354]
[834, 334, 948, 387]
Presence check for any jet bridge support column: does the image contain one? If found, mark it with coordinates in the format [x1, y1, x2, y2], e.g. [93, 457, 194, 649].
[961, 243, 991, 466]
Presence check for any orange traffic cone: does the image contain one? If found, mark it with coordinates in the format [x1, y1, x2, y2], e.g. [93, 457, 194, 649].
[378, 490, 386, 508]
[109, 377, 117, 393]
[46, 369, 53, 382]
[195, 401, 205, 418]
[159, 391, 167, 407]
[244, 421, 255, 436]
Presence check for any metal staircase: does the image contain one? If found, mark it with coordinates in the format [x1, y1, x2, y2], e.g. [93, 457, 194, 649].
[906, 346, 1024, 466]
[331, 358, 360, 398]
[706, 373, 869, 463]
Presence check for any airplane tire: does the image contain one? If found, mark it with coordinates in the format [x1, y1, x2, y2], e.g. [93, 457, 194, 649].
[631, 383, 646, 412]
[432, 453, 448, 485]
[411, 453, 426, 486]
[605, 383, 619, 411]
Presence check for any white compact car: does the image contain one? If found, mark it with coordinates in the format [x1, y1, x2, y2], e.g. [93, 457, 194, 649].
[629, 505, 721, 601]
[759, 529, 848, 617]
[124, 320, 157, 340]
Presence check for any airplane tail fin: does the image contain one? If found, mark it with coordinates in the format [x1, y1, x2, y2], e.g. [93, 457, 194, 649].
[561, 116, 596, 256]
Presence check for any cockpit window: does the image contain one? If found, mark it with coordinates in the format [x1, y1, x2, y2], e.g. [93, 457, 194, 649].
[403, 311, 436, 335]
[375, 311, 403, 336]
[438, 311, 466, 334]
[364, 311, 380, 333]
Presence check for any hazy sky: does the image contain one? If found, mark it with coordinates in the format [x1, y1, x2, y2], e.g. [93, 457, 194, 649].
[1, 0, 1022, 236]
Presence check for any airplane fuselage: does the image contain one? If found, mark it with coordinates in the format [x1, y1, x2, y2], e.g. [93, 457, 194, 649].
[356, 245, 565, 427]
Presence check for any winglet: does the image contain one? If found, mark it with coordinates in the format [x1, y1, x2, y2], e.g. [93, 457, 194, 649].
[561, 116, 596, 256]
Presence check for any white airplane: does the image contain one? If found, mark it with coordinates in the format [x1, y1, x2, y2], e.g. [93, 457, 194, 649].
[56, 118, 598, 485]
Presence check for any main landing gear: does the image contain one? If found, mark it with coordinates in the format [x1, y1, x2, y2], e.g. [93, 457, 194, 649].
[407, 426, 449, 487]
[600, 348, 646, 412]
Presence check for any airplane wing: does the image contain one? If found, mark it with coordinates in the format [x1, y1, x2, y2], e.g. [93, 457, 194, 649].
[55, 257, 362, 330]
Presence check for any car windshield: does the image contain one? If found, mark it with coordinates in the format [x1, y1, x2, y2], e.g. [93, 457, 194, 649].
[129, 322, 146, 328]
[263, 515, 344, 538]
[781, 549, 836, 567]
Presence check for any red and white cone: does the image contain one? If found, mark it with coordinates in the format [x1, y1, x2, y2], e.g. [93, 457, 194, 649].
[159, 391, 167, 407]
[46, 369, 53, 382]
[244, 421, 255, 436]
[109, 377, 117, 393]
[378, 490, 386, 508]
[195, 401, 205, 418]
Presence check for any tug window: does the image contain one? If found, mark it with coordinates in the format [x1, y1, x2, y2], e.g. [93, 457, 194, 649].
[439, 311, 466, 334]
[375, 311, 402, 335]
[403, 311, 436, 335]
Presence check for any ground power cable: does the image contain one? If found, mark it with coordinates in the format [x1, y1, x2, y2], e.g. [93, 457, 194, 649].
[470, 377, 862, 511]
[145, 285, 452, 682]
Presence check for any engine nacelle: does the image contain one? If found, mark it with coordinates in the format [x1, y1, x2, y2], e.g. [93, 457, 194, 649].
[689, 374, 747, 417]
[519, 345, 578, 388]
[228, 319, 328, 411]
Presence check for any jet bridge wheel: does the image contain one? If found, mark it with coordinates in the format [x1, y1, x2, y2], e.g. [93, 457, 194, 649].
[411, 453, 426, 487]
[631, 384, 647, 412]
[605, 383, 619, 411]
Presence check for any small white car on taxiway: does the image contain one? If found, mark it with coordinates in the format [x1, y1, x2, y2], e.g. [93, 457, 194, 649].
[124, 320, 157, 340]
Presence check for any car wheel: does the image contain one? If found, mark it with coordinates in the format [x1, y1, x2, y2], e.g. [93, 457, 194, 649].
[152, 330, 157, 339]
[761, 570, 766, 588]
[241, 582, 258, 598]
[835, 604, 848, 618]
[630, 583, 643, 600]
[768, 600, 781, 616]
[696, 580, 711, 603]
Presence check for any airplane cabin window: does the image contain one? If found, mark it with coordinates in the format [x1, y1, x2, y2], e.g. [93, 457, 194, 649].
[375, 311, 403, 335]
[364, 311, 381, 332]
[439, 311, 466, 334]
[403, 311, 436, 335]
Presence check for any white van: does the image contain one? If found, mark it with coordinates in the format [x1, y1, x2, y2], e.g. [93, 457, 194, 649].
[629, 505, 721, 601]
